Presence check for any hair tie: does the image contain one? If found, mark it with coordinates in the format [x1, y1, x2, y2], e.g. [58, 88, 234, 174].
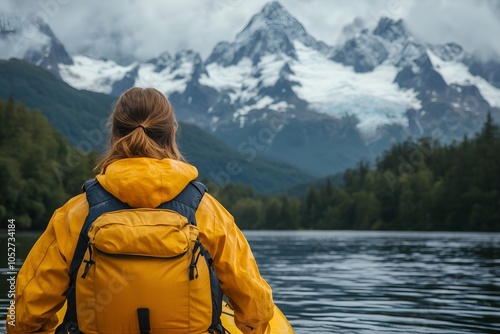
[136, 124, 145, 131]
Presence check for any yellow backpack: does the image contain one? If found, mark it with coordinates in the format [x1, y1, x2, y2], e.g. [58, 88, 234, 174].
[57, 179, 224, 334]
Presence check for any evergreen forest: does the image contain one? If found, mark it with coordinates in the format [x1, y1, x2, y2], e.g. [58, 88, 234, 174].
[1, 98, 499, 231]
[0, 98, 97, 229]
[208, 114, 500, 231]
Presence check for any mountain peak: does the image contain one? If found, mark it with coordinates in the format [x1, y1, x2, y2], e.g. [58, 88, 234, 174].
[260, 1, 286, 17]
[206, 1, 329, 66]
[373, 17, 409, 42]
[336, 17, 366, 45]
[0, 12, 72, 76]
[235, 1, 312, 45]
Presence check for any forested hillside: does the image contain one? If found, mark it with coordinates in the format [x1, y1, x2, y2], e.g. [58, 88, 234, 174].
[0, 59, 114, 144]
[0, 98, 96, 229]
[210, 114, 500, 231]
[2, 94, 498, 231]
[0, 98, 312, 229]
[179, 122, 313, 194]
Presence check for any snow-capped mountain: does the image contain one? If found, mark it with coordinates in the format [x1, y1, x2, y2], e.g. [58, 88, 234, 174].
[206, 1, 330, 66]
[0, 13, 72, 77]
[2, 1, 499, 176]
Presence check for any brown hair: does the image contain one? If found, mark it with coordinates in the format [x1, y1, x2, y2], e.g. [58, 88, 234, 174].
[95, 87, 185, 173]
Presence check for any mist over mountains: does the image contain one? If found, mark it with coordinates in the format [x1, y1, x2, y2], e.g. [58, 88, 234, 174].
[1, 1, 499, 177]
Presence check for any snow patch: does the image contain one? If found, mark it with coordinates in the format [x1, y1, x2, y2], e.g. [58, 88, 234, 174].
[201, 59, 256, 95]
[59, 55, 135, 94]
[59, 54, 196, 96]
[234, 96, 274, 117]
[258, 55, 285, 86]
[428, 50, 500, 107]
[291, 41, 420, 133]
[134, 62, 193, 95]
[201, 55, 286, 106]
[268, 101, 290, 112]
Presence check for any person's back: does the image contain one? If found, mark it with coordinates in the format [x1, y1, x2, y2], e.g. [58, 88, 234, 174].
[7, 87, 274, 334]
[67, 177, 219, 333]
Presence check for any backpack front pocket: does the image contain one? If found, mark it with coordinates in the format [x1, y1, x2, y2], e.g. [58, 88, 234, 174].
[75, 208, 207, 334]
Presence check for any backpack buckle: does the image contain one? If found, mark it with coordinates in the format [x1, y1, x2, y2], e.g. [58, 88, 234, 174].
[81, 243, 94, 279]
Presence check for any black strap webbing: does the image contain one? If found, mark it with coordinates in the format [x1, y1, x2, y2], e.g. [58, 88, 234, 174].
[137, 308, 151, 334]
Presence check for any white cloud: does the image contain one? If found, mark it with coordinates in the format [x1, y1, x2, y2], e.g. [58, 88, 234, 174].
[2, 0, 499, 63]
[404, 0, 500, 60]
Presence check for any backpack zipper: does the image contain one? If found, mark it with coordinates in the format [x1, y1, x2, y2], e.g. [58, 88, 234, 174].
[93, 246, 189, 259]
[80, 245, 190, 279]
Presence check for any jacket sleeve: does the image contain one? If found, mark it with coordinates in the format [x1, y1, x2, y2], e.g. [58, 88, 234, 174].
[197, 194, 274, 334]
[6, 195, 87, 334]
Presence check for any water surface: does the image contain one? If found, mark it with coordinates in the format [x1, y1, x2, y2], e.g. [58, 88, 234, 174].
[245, 231, 500, 333]
[1, 231, 499, 333]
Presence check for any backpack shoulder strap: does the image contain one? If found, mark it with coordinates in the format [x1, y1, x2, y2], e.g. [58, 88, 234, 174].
[61, 179, 131, 332]
[158, 181, 207, 226]
[70, 179, 131, 276]
[160, 181, 223, 333]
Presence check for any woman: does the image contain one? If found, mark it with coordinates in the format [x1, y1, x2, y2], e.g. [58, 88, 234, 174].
[8, 87, 274, 334]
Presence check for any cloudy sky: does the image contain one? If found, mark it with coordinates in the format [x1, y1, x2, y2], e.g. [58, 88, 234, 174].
[2, 0, 500, 63]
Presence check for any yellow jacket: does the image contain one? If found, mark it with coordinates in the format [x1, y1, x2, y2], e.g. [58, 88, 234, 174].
[7, 158, 274, 334]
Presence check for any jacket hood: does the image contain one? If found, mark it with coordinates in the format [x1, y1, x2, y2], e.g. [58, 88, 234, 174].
[96, 158, 198, 208]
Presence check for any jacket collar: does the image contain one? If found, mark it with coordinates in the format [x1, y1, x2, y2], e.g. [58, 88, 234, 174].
[96, 158, 198, 208]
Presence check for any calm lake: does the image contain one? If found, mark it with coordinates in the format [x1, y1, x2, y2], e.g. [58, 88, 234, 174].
[1, 231, 499, 333]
